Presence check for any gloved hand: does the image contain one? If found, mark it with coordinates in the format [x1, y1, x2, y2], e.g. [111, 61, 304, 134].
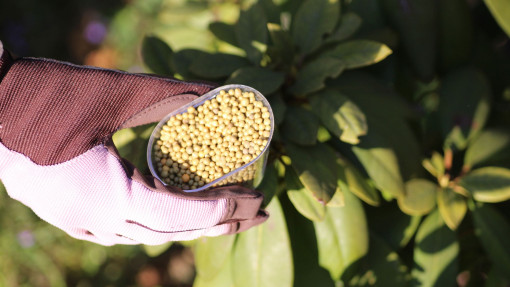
[0, 41, 268, 246]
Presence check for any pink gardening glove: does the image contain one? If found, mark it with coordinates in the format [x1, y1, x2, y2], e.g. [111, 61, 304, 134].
[0, 41, 268, 246]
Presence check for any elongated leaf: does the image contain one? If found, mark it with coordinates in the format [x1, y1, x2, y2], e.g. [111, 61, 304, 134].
[194, 234, 236, 280]
[471, 204, 510, 277]
[343, 164, 380, 206]
[267, 23, 295, 66]
[439, 68, 491, 150]
[437, 188, 467, 230]
[292, 0, 340, 54]
[381, 0, 437, 80]
[286, 143, 339, 204]
[280, 194, 335, 287]
[398, 179, 437, 216]
[310, 89, 367, 144]
[464, 128, 510, 169]
[226, 67, 285, 95]
[323, 40, 392, 69]
[232, 198, 293, 287]
[281, 106, 320, 146]
[209, 22, 239, 47]
[290, 57, 344, 96]
[286, 167, 326, 221]
[189, 52, 249, 79]
[367, 201, 422, 250]
[484, 0, 510, 37]
[353, 142, 405, 198]
[460, 167, 510, 203]
[172, 49, 209, 79]
[347, 233, 409, 286]
[235, 5, 267, 64]
[326, 12, 362, 43]
[412, 210, 459, 287]
[314, 189, 369, 281]
[143, 242, 172, 257]
[141, 36, 174, 77]
[194, 252, 235, 287]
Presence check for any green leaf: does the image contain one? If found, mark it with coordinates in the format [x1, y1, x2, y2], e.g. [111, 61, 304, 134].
[141, 36, 174, 77]
[226, 67, 285, 95]
[346, 233, 409, 286]
[189, 52, 249, 79]
[412, 210, 459, 287]
[310, 89, 367, 144]
[232, 197, 293, 287]
[326, 12, 362, 43]
[471, 204, 510, 277]
[235, 5, 268, 64]
[194, 235, 236, 280]
[172, 49, 209, 79]
[439, 68, 491, 150]
[484, 0, 510, 38]
[268, 93, 287, 126]
[343, 164, 380, 206]
[437, 188, 467, 230]
[323, 40, 392, 69]
[286, 167, 326, 221]
[267, 23, 295, 66]
[286, 143, 339, 204]
[281, 106, 320, 146]
[460, 167, 510, 203]
[194, 252, 235, 287]
[314, 188, 369, 281]
[398, 179, 437, 216]
[380, 0, 437, 80]
[367, 202, 422, 250]
[289, 57, 345, 95]
[258, 163, 279, 206]
[292, 0, 340, 55]
[281, 194, 335, 287]
[464, 128, 510, 169]
[209, 22, 239, 47]
[352, 143, 405, 198]
[142, 242, 172, 257]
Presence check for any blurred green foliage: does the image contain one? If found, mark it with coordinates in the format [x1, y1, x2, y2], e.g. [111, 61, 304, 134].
[2, 0, 510, 286]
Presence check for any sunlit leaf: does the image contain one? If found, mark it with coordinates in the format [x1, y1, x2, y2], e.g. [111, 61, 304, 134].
[189, 52, 249, 79]
[460, 167, 510, 203]
[347, 233, 409, 286]
[412, 210, 459, 287]
[439, 68, 491, 150]
[281, 106, 320, 146]
[323, 40, 392, 69]
[142, 242, 172, 257]
[289, 57, 345, 95]
[314, 189, 369, 281]
[343, 164, 380, 206]
[292, 0, 340, 54]
[232, 198, 293, 287]
[141, 36, 174, 77]
[380, 0, 437, 80]
[209, 22, 239, 47]
[464, 128, 510, 169]
[286, 143, 339, 204]
[194, 235, 236, 280]
[235, 5, 268, 64]
[226, 67, 285, 95]
[286, 168, 326, 221]
[471, 204, 510, 277]
[437, 188, 467, 230]
[398, 179, 437, 216]
[194, 252, 235, 287]
[326, 12, 362, 43]
[310, 89, 367, 144]
[484, 0, 510, 37]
